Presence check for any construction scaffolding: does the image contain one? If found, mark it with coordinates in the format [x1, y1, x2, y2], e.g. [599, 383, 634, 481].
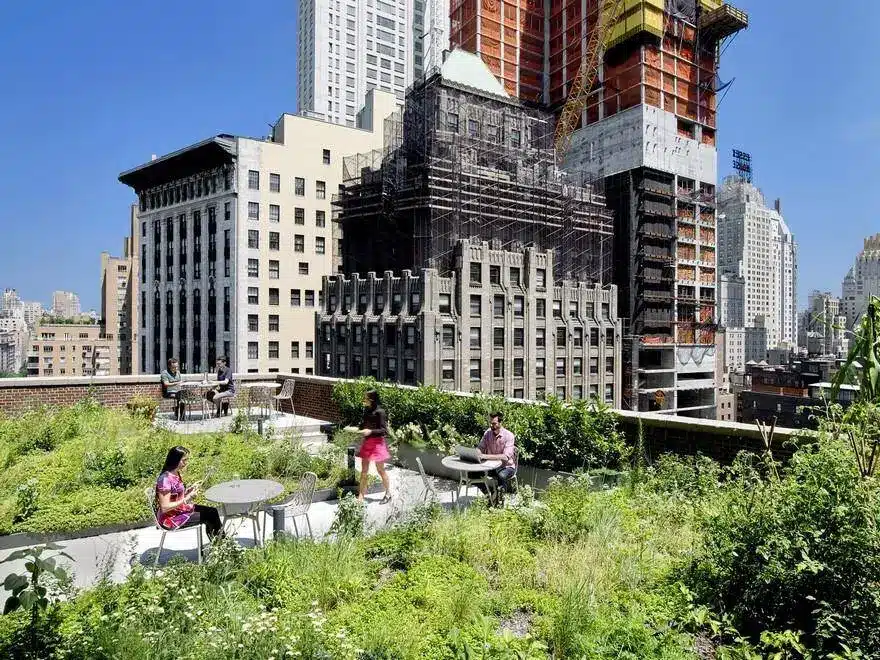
[336, 72, 614, 284]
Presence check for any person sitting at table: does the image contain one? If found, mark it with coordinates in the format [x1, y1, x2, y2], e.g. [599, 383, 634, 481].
[155, 446, 224, 540]
[160, 358, 184, 421]
[356, 389, 392, 504]
[474, 412, 517, 504]
[207, 355, 236, 417]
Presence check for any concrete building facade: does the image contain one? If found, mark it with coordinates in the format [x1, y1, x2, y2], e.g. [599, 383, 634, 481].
[51, 291, 81, 319]
[800, 290, 847, 357]
[119, 91, 398, 375]
[26, 324, 116, 378]
[317, 241, 622, 405]
[718, 177, 798, 353]
[100, 206, 140, 375]
[841, 233, 880, 328]
[296, 0, 447, 127]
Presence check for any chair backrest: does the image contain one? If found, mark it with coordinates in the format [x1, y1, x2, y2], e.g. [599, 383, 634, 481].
[416, 457, 438, 495]
[512, 445, 519, 471]
[285, 471, 318, 516]
[144, 487, 162, 528]
[279, 378, 295, 398]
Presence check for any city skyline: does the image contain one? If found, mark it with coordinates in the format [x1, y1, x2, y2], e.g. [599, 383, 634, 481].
[0, 1, 877, 312]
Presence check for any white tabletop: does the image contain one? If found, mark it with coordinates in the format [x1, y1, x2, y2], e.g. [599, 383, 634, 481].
[240, 382, 281, 389]
[441, 456, 503, 473]
[179, 380, 217, 388]
[204, 479, 284, 505]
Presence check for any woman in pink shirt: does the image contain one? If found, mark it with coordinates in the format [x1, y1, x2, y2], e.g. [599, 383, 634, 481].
[155, 446, 224, 539]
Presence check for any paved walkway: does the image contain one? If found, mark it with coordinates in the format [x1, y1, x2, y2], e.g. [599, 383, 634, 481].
[0, 464, 473, 599]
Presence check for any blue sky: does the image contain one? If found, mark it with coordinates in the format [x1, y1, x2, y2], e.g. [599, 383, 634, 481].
[0, 0, 875, 310]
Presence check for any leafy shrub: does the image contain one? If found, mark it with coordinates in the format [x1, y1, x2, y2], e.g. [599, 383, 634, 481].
[12, 479, 38, 524]
[125, 395, 158, 420]
[330, 492, 365, 538]
[83, 444, 132, 489]
[332, 379, 629, 471]
[680, 435, 880, 654]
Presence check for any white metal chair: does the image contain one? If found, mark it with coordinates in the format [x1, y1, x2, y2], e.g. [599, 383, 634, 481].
[144, 487, 206, 567]
[415, 457, 439, 503]
[273, 379, 296, 416]
[262, 472, 317, 543]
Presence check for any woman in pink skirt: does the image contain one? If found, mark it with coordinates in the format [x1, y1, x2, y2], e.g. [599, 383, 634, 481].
[357, 389, 392, 503]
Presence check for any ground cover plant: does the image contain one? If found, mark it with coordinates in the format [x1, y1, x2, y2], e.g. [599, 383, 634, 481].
[0, 398, 353, 535]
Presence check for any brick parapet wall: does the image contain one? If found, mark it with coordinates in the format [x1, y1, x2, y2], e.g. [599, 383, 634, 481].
[0, 374, 807, 463]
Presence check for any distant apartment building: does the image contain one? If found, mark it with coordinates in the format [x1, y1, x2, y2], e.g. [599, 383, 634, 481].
[26, 323, 116, 377]
[841, 233, 880, 328]
[118, 90, 398, 375]
[100, 205, 140, 375]
[0, 317, 28, 373]
[51, 291, 81, 319]
[718, 177, 798, 353]
[799, 290, 847, 357]
[318, 241, 622, 404]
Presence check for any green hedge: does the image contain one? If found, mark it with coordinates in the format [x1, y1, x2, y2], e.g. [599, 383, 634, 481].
[331, 379, 629, 472]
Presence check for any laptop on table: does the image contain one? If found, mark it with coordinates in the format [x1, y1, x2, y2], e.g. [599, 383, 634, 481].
[455, 445, 483, 463]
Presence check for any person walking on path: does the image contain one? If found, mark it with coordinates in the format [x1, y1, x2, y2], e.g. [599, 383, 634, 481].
[356, 390, 392, 504]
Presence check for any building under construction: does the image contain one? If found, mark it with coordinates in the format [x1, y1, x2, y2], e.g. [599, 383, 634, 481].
[336, 49, 614, 284]
[452, 0, 748, 418]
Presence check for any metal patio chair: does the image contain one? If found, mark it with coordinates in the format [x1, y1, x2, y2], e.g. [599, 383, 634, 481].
[262, 471, 317, 543]
[144, 487, 206, 567]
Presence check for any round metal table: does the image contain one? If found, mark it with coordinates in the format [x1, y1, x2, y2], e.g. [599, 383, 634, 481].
[178, 381, 217, 419]
[441, 456, 502, 507]
[240, 382, 282, 419]
[204, 479, 284, 545]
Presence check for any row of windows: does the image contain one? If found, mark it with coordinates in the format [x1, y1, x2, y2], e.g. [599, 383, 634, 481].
[246, 160, 331, 194]
[247, 230, 326, 254]
[248, 201, 329, 223]
[324, 354, 418, 385]
[139, 169, 232, 212]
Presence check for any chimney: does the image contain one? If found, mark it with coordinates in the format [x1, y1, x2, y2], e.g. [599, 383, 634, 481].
[774, 198, 782, 214]
[151, 154, 158, 161]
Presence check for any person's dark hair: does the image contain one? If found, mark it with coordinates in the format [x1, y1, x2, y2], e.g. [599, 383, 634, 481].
[161, 446, 189, 473]
[364, 389, 381, 411]
[490, 411, 504, 423]
[217, 355, 227, 365]
[167, 358, 178, 368]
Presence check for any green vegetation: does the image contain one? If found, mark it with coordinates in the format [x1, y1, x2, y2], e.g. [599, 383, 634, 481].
[0, 399, 356, 536]
[333, 379, 629, 472]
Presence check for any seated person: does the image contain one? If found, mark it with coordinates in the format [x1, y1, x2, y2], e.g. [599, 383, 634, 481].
[208, 355, 236, 417]
[474, 412, 517, 503]
[155, 446, 223, 540]
[160, 358, 184, 420]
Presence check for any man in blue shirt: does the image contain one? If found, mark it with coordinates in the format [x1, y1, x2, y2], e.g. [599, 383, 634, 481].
[209, 355, 236, 417]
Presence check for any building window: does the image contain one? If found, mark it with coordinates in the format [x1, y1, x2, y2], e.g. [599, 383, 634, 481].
[605, 384, 614, 403]
[439, 294, 451, 313]
[323, 149, 331, 165]
[248, 230, 259, 249]
[248, 202, 259, 220]
[536, 358, 545, 377]
[493, 358, 504, 378]
[510, 267, 521, 285]
[536, 299, 546, 318]
[573, 328, 583, 347]
[513, 358, 524, 377]
[269, 173, 280, 193]
[269, 232, 280, 250]
[606, 356, 614, 373]
[514, 327, 524, 347]
[536, 268, 546, 289]
[316, 237, 325, 254]
[470, 327, 481, 348]
[513, 296, 524, 317]
[316, 181, 326, 199]
[442, 325, 454, 347]
[552, 301, 562, 318]
[248, 170, 260, 190]
[306, 290, 315, 306]
[489, 265, 501, 284]
[269, 341, 279, 359]
[536, 327, 545, 347]
[493, 327, 504, 347]
[606, 328, 615, 347]
[269, 288, 279, 305]
[470, 263, 481, 285]
[269, 260, 280, 279]
[556, 358, 566, 376]
[294, 234, 305, 253]
[573, 357, 583, 375]
[493, 295, 504, 317]
[386, 357, 397, 380]
[295, 208, 305, 225]
[369, 325, 379, 345]
[469, 359, 481, 381]
[410, 292, 421, 313]
[294, 177, 305, 196]
[269, 204, 280, 223]
[248, 259, 259, 277]
[291, 341, 300, 358]
[291, 289, 301, 306]
[248, 287, 259, 304]
[590, 328, 599, 346]
[470, 295, 481, 316]
[248, 314, 258, 332]
[405, 325, 416, 346]
[442, 359, 454, 380]
[590, 356, 599, 375]
[299, 262, 309, 275]
[248, 341, 258, 359]
[305, 341, 314, 358]
[569, 301, 578, 318]
[316, 210, 326, 227]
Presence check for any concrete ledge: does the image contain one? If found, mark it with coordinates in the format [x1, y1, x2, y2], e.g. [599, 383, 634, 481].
[0, 519, 153, 551]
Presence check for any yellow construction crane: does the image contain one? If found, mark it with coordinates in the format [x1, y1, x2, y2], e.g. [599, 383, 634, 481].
[554, 0, 627, 164]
